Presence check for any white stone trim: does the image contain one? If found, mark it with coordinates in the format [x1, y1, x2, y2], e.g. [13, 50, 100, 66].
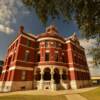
[9, 66, 16, 71]
[65, 40, 70, 43]
[16, 60, 34, 64]
[36, 65, 68, 71]
[70, 80, 91, 89]
[69, 67, 74, 71]
[37, 37, 65, 44]
[1, 81, 33, 92]
[16, 66, 33, 71]
[1, 81, 13, 92]
[55, 51, 58, 53]
[8, 35, 21, 49]
[2, 70, 6, 73]
[21, 34, 35, 41]
[69, 67, 89, 72]
[46, 50, 50, 53]
[8, 33, 35, 50]
[26, 50, 30, 53]
[7, 66, 33, 71]
[70, 80, 77, 89]
[38, 50, 59, 54]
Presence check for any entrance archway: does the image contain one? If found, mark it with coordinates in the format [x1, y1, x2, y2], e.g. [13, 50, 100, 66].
[62, 69, 67, 80]
[53, 68, 60, 84]
[43, 68, 51, 81]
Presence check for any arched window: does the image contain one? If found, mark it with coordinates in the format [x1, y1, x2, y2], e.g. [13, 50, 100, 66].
[53, 68, 60, 84]
[43, 68, 51, 80]
[62, 69, 67, 80]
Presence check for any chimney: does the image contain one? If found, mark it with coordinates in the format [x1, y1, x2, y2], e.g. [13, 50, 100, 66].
[18, 25, 24, 34]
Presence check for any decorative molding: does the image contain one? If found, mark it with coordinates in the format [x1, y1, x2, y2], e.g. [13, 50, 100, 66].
[37, 37, 65, 44]
[69, 67, 89, 72]
[22, 34, 35, 41]
[2, 70, 6, 73]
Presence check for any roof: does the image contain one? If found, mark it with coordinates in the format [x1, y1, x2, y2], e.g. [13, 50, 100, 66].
[37, 25, 65, 41]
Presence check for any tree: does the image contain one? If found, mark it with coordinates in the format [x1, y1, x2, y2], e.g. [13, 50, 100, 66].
[22, 0, 100, 66]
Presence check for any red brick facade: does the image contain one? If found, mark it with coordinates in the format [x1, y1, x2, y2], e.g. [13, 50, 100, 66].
[0, 25, 91, 92]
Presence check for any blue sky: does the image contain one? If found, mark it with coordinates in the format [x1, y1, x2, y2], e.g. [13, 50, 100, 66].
[0, 0, 81, 60]
[0, 0, 99, 75]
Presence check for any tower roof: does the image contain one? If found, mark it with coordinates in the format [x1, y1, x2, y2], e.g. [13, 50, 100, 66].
[38, 25, 65, 41]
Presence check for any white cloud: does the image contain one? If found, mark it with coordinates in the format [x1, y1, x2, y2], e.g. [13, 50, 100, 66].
[79, 38, 99, 75]
[0, 24, 14, 34]
[80, 38, 96, 61]
[80, 39, 96, 52]
[0, 0, 30, 34]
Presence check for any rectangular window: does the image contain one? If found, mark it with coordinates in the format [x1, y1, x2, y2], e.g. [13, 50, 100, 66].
[37, 54, 40, 62]
[21, 71, 26, 81]
[36, 42, 39, 48]
[27, 40, 31, 47]
[45, 40, 48, 47]
[62, 55, 65, 63]
[45, 53, 49, 61]
[55, 53, 58, 62]
[24, 50, 29, 61]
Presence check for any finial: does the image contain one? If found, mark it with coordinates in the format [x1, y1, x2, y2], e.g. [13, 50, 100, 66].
[73, 32, 76, 36]
[19, 25, 24, 34]
[46, 25, 58, 33]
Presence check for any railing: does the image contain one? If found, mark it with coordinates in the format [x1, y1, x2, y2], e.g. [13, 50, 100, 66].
[43, 81, 51, 85]
[34, 81, 51, 85]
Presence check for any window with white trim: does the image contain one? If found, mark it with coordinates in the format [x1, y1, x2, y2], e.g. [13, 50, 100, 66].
[21, 71, 26, 81]
[24, 50, 29, 61]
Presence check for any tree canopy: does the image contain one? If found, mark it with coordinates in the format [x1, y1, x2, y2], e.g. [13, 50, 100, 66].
[22, 0, 100, 66]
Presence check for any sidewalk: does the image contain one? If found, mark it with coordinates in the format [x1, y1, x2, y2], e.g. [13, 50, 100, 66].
[65, 94, 87, 100]
[0, 86, 98, 97]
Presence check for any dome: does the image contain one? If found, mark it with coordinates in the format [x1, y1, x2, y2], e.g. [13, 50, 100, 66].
[38, 25, 65, 41]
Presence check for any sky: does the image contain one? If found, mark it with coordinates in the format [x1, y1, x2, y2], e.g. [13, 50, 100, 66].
[0, 0, 99, 76]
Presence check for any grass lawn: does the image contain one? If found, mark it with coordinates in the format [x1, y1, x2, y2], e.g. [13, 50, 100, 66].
[0, 95, 67, 100]
[80, 87, 100, 100]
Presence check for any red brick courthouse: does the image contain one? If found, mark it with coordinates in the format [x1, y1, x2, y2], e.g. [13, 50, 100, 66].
[0, 25, 91, 92]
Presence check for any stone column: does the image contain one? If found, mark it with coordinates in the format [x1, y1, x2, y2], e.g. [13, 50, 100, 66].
[51, 66, 55, 90]
[39, 68, 44, 90]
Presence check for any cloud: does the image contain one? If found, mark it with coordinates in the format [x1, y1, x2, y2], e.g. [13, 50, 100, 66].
[80, 39, 96, 53]
[79, 38, 98, 75]
[79, 38, 96, 65]
[0, 24, 14, 34]
[0, 0, 30, 34]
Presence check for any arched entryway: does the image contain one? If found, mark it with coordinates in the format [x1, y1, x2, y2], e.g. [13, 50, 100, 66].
[62, 69, 67, 80]
[43, 68, 51, 81]
[35, 68, 41, 81]
[53, 68, 60, 84]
